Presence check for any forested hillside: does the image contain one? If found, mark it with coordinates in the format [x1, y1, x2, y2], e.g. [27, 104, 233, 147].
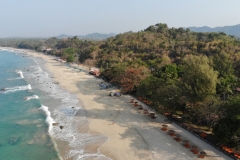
[0, 38, 45, 51]
[1, 23, 240, 149]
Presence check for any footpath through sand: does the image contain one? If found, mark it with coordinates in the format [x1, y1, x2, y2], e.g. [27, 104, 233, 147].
[3, 47, 232, 160]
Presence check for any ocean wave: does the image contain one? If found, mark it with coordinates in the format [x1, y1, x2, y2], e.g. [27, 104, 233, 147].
[16, 70, 24, 78]
[7, 70, 24, 80]
[0, 48, 14, 52]
[24, 95, 39, 101]
[40, 105, 55, 133]
[1, 84, 31, 93]
[0, 48, 11, 52]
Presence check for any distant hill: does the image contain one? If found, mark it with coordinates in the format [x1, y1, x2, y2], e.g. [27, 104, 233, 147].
[188, 24, 240, 38]
[56, 34, 71, 39]
[56, 33, 116, 40]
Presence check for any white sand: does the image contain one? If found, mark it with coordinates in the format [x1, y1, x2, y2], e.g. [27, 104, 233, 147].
[1, 47, 232, 160]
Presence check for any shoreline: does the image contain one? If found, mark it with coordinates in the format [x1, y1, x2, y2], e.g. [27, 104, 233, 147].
[28, 51, 110, 160]
[0, 47, 109, 160]
[0, 47, 232, 160]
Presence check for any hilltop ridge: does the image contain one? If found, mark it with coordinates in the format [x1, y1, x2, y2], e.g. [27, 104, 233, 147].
[188, 24, 240, 37]
[56, 33, 116, 40]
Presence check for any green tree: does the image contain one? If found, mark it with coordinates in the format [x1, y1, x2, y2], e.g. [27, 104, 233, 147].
[67, 54, 75, 63]
[137, 76, 161, 98]
[211, 51, 234, 79]
[211, 52, 235, 99]
[63, 47, 75, 55]
[181, 55, 218, 103]
[154, 82, 182, 113]
[218, 78, 233, 101]
[63, 48, 75, 63]
[195, 96, 221, 130]
[213, 96, 240, 148]
[159, 64, 178, 81]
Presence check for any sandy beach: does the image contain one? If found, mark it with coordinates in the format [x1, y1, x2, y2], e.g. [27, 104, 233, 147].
[2, 47, 232, 160]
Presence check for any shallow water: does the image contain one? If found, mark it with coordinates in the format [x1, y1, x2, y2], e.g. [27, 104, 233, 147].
[0, 50, 59, 160]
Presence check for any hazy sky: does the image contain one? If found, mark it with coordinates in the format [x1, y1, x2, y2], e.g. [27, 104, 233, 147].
[1, 0, 240, 37]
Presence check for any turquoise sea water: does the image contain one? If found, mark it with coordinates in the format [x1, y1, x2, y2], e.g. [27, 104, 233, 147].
[0, 50, 59, 160]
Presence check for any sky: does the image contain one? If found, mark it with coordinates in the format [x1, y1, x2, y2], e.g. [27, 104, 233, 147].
[0, 0, 240, 38]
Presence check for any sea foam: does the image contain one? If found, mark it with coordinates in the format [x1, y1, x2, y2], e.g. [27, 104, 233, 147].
[40, 105, 55, 133]
[16, 70, 24, 78]
[7, 70, 24, 80]
[24, 95, 39, 101]
[2, 84, 31, 93]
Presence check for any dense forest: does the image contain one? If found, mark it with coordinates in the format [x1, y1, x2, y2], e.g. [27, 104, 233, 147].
[1, 23, 240, 149]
